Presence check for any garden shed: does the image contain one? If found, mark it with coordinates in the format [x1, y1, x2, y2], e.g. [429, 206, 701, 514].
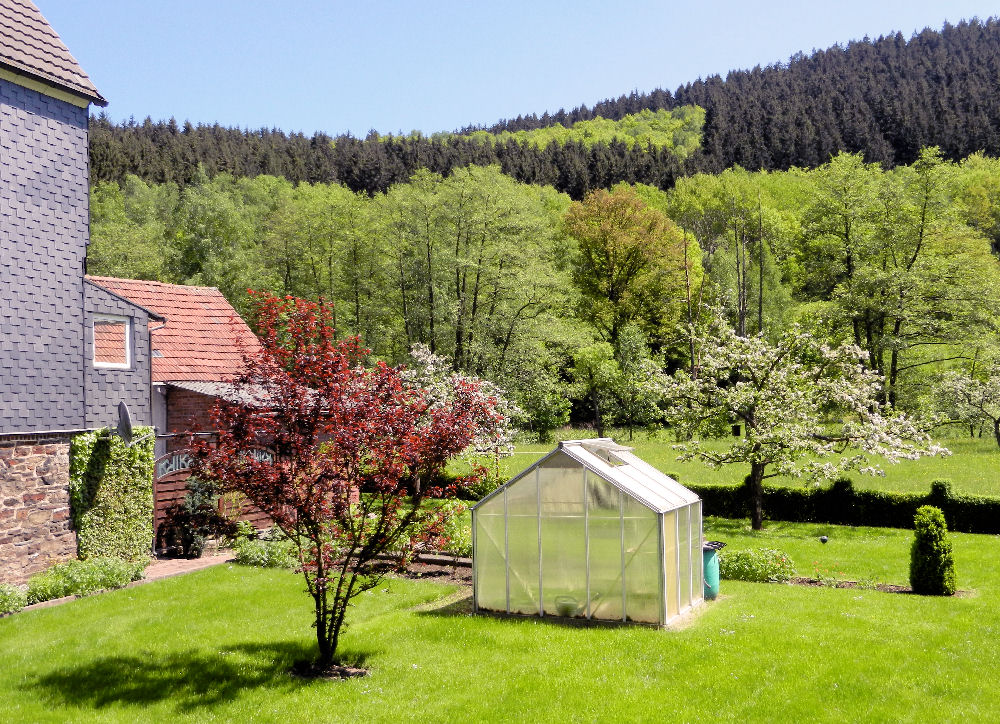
[472, 439, 704, 626]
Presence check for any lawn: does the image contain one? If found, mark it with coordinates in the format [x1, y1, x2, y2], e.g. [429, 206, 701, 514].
[2, 519, 999, 722]
[466, 430, 1000, 498]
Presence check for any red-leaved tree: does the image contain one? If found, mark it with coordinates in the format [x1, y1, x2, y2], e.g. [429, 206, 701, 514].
[192, 293, 501, 672]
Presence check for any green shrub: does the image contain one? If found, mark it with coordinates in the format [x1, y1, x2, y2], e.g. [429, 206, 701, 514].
[232, 533, 297, 569]
[0, 584, 27, 615]
[464, 471, 503, 501]
[719, 548, 795, 583]
[401, 499, 473, 558]
[157, 477, 237, 558]
[25, 557, 146, 605]
[70, 428, 155, 562]
[422, 500, 472, 556]
[910, 505, 957, 595]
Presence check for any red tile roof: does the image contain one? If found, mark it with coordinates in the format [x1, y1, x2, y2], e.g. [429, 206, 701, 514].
[87, 276, 261, 383]
[0, 0, 106, 104]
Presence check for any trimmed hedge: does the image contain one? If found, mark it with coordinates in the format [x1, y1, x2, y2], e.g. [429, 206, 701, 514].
[69, 427, 155, 562]
[690, 477, 1000, 534]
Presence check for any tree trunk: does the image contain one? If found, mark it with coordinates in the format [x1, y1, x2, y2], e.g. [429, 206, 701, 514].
[315, 591, 333, 667]
[592, 391, 605, 438]
[993, 418, 1000, 449]
[748, 463, 766, 531]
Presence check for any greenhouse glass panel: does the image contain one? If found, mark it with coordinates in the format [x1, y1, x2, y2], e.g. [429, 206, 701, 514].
[539, 454, 586, 617]
[692, 501, 704, 602]
[505, 474, 539, 614]
[586, 474, 623, 620]
[623, 495, 659, 623]
[475, 507, 507, 612]
[662, 511, 678, 619]
[678, 505, 691, 609]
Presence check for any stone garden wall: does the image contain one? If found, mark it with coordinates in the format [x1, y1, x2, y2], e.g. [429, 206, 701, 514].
[0, 433, 76, 583]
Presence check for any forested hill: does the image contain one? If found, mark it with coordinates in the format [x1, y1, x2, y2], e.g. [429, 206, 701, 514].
[89, 18, 1000, 196]
[88, 114, 688, 200]
[489, 18, 1000, 172]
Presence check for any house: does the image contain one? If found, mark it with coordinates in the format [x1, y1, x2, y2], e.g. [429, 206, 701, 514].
[84, 276, 266, 538]
[0, 3, 268, 580]
[85, 276, 261, 458]
[0, 0, 158, 582]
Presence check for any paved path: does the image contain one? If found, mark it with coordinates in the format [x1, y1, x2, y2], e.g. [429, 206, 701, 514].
[143, 552, 236, 582]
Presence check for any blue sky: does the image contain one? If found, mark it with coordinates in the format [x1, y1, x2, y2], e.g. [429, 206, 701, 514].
[39, 1, 999, 137]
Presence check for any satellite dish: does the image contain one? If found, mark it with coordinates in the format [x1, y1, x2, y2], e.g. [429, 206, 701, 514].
[117, 401, 133, 444]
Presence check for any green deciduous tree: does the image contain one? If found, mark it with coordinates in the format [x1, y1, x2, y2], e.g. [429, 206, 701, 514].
[935, 368, 1000, 447]
[87, 176, 175, 280]
[799, 150, 1000, 406]
[565, 186, 688, 348]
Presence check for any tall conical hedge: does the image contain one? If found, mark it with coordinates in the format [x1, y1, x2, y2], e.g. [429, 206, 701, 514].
[909, 505, 956, 596]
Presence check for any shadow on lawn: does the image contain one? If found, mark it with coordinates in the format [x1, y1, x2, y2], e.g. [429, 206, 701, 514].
[416, 592, 656, 630]
[26, 639, 370, 712]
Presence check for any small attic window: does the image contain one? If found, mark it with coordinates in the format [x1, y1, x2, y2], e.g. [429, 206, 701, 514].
[93, 316, 130, 369]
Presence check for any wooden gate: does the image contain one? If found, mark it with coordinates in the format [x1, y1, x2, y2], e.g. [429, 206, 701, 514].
[153, 449, 271, 541]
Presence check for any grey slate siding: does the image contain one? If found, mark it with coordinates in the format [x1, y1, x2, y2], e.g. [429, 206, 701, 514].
[83, 282, 152, 428]
[0, 76, 89, 434]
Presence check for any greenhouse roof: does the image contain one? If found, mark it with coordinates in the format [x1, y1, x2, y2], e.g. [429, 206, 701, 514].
[479, 438, 700, 514]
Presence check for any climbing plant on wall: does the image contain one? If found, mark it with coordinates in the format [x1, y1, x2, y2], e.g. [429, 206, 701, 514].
[69, 428, 155, 562]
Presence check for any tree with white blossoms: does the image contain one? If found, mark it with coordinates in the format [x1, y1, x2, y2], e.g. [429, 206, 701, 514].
[934, 369, 1000, 447]
[403, 344, 521, 486]
[662, 312, 948, 530]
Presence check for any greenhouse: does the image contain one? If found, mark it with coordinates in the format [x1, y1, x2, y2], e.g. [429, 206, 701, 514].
[472, 438, 704, 626]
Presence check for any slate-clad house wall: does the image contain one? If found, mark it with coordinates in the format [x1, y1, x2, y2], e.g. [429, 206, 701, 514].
[0, 0, 110, 582]
[0, 74, 89, 434]
[83, 279, 156, 429]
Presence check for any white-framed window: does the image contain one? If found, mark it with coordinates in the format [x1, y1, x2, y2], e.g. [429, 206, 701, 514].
[93, 315, 131, 369]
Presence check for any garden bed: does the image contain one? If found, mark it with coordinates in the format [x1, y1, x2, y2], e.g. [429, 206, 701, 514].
[789, 576, 911, 593]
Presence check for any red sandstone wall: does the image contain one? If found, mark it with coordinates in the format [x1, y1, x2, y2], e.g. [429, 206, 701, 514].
[0, 434, 76, 583]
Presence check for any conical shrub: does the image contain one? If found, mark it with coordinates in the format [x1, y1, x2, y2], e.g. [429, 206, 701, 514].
[909, 505, 956, 595]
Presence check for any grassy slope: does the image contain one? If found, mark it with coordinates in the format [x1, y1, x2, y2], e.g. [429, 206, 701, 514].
[1, 520, 998, 722]
[471, 433, 1000, 497]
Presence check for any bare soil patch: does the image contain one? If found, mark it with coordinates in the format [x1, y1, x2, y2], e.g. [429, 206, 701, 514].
[289, 660, 368, 680]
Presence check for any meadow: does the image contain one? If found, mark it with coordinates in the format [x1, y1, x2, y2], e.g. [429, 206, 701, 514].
[1, 518, 997, 722]
[471, 431, 1000, 498]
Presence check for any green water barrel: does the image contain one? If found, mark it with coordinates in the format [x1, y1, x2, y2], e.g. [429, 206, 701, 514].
[703, 542, 724, 600]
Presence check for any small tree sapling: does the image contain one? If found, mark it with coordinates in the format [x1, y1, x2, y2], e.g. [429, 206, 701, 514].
[192, 293, 503, 673]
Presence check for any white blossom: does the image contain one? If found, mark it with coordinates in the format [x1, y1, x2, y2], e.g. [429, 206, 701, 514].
[662, 310, 949, 489]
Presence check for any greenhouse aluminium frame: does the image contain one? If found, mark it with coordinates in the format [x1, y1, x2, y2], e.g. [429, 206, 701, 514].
[472, 439, 704, 626]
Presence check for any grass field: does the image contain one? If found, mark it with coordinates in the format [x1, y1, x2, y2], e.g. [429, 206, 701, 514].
[1, 519, 998, 722]
[463, 430, 1000, 498]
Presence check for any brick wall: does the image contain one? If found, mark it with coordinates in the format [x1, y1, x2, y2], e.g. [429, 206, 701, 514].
[0, 433, 75, 583]
[165, 387, 217, 452]
[0, 77, 90, 434]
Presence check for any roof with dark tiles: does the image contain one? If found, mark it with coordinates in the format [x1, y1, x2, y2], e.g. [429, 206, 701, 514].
[86, 276, 260, 383]
[0, 0, 106, 104]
